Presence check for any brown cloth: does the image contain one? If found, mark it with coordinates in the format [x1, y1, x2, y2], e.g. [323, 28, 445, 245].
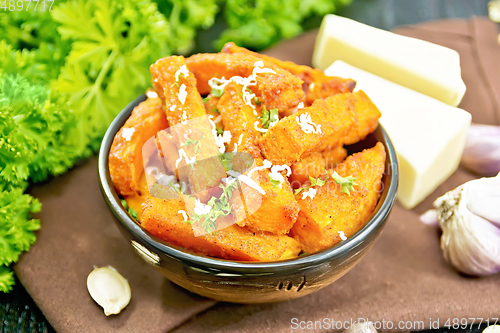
[16, 17, 500, 333]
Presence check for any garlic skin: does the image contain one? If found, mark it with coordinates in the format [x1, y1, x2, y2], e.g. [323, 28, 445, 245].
[461, 124, 500, 176]
[87, 266, 131, 316]
[434, 173, 500, 276]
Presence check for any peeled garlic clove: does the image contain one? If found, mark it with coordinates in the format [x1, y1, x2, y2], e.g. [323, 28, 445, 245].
[87, 266, 131, 316]
[466, 173, 500, 226]
[461, 124, 500, 176]
[435, 179, 500, 276]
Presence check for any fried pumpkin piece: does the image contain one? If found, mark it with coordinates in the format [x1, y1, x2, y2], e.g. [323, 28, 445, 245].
[217, 83, 299, 235]
[258, 90, 381, 165]
[150, 56, 226, 197]
[141, 195, 301, 261]
[109, 97, 168, 196]
[289, 146, 347, 188]
[290, 143, 386, 253]
[222, 42, 356, 106]
[185, 52, 304, 112]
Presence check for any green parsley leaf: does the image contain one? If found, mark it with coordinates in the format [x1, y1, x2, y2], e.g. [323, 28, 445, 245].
[211, 85, 224, 97]
[182, 138, 201, 153]
[0, 189, 41, 292]
[260, 107, 279, 129]
[331, 171, 357, 194]
[269, 177, 281, 188]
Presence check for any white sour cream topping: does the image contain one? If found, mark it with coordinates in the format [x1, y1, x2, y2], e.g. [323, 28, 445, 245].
[175, 65, 189, 82]
[339, 231, 347, 241]
[178, 210, 188, 221]
[296, 112, 322, 134]
[194, 199, 212, 215]
[178, 84, 187, 105]
[169, 104, 176, 112]
[302, 187, 317, 200]
[122, 127, 135, 141]
[227, 170, 266, 195]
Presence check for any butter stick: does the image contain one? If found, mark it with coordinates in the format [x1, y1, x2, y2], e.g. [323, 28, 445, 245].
[326, 60, 471, 209]
[313, 14, 466, 106]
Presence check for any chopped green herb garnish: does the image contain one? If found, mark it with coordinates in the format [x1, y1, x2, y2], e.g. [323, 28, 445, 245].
[222, 152, 235, 171]
[254, 96, 261, 106]
[182, 138, 202, 153]
[237, 92, 243, 97]
[260, 107, 279, 129]
[295, 170, 330, 195]
[331, 171, 357, 194]
[202, 96, 210, 103]
[212, 107, 220, 113]
[216, 128, 224, 135]
[269, 177, 281, 188]
[188, 179, 239, 234]
[211, 86, 224, 97]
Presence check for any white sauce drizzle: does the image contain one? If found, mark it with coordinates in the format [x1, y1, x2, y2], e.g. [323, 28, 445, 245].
[194, 199, 212, 215]
[181, 110, 188, 125]
[339, 231, 347, 241]
[146, 90, 158, 98]
[268, 164, 292, 189]
[208, 115, 232, 154]
[207, 61, 275, 114]
[296, 112, 322, 134]
[254, 121, 268, 133]
[178, 84, 187, 105]
[247, 159, 273, 178]
[227, 170, 266, 195]
[175, 148, 196, 168]
[302, 187, 317, 200]
[122, 127, 135, 141]
[174, 65, 189, 82]
[169, 104, 176, 112]
[178, 210, 188, 221]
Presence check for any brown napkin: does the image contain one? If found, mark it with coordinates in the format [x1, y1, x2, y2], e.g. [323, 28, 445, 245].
[16, 17, 500, 333]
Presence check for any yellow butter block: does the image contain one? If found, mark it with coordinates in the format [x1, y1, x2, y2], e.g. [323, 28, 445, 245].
[326, 61, 471, 209]
[313, 14, 466, 107]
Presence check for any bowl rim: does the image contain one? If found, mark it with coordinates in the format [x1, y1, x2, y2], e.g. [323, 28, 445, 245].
[98, 93, 399, 272]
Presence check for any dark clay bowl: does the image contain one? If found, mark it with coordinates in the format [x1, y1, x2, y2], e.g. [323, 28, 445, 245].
[98, 94, 399, 304]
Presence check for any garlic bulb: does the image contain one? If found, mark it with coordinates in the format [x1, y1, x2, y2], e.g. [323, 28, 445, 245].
[432, 173, 500, 276]
[87, 266, 131, 316]
[461, 124, 500, 176]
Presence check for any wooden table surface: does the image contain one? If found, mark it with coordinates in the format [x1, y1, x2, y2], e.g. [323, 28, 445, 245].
[0, 0, 495, 332]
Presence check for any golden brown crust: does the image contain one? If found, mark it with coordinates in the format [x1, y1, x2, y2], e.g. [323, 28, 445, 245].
[222, 42, 356, 105]
[185, 52, 305, 112]
[257, 90, 381, 165]
[141, 195, 301, 261]
[290, 142, 386, 253]
[109, 97, 168, 196]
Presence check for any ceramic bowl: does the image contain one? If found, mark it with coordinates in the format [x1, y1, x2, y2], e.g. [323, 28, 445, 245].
[98, 94, 399, 304]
